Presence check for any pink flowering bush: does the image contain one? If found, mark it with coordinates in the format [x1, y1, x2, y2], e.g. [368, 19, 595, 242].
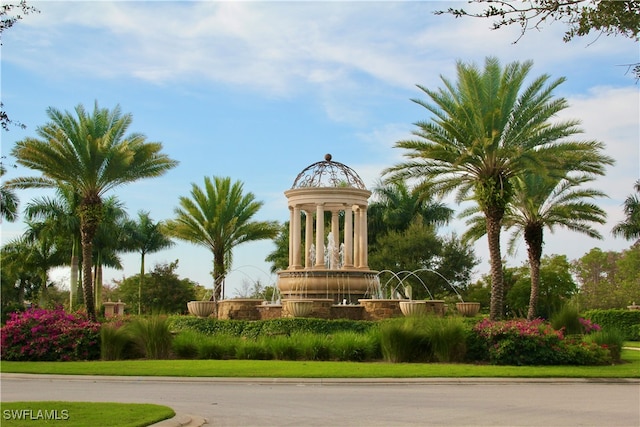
[473, 318, 610, 366]
[0, 307, 101, 361]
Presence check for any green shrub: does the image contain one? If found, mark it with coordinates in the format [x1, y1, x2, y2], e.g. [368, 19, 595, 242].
[583, 309, 640, 341]
[197, 334, 238, 359]
[328, 331, 378, 362]
[172, 330, 201, 359]
[101, 323, 135, 360]
[126, 316, 173, 359]
[426, 317, 467, 363]
[267, 335, 300, 360]
[584, 328, 626, 363]
[292, 333, 332, 361]
[550, 305, 583, 335]
[235, 338, 272, 360]
[379, 317, 431, 363]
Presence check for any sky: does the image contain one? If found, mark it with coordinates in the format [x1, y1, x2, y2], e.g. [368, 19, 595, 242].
[1, 1, 639, 298]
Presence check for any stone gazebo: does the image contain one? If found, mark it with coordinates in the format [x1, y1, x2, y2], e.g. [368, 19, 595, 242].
[276, 154, 379, 317]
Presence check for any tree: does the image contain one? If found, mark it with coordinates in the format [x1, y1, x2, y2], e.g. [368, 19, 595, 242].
[8, 102, 178, 320]
[505, 255, 578, 319]
[461, 173, 611, 319]
[612, 180, 640, 243]
[367, 179, 453, 248]
[436, 1, 640, 79]
[572, 245, 640, 309]
[385, 57, 607, 320]
[24, 185, 81, 308]
[122, 211, 175, 314]
[113, 261, 197, 314]
[0, 164, 19, 222]
[164, 176, 279, 302]
[368, 220, 478, 300]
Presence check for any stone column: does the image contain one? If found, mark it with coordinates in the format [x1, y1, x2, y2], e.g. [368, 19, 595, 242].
[304, 210, 313, 268]
[292, 205, 302, 269]
[343, 205, 353, 268]
[330, 210, 340, 269]
[360, 206, 368, 268]
[315, 203, 325, 268]
[353, 206, 361, 268]
[288, 206, 294, 269]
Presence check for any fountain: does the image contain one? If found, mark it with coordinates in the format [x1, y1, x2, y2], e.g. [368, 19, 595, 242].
[277, 154, 378, 316]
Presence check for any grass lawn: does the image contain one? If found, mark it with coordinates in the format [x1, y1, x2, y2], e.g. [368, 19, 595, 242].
[2, 348, 639, 379]
[0, 402, 174, 427]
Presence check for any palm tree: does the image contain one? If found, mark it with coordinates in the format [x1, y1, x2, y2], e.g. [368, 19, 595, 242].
[461, 173, 610, 319]
[368, 179, 453, 247]
[122, 210, 175, 314]
[612, 180, 640, 243]
[165, 176, 279, 303]
[0, 164, 19, 223]
[8, 102, 178, 320]
[91, 196, 129, 308]
[385, 57, 610, 320]
[24, 185, 81, 308]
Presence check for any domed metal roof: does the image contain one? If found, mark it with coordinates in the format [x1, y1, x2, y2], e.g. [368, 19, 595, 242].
[291, 154, 367, 190]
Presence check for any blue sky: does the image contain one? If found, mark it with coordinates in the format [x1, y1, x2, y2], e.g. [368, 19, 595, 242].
[2, 1, 638, 297]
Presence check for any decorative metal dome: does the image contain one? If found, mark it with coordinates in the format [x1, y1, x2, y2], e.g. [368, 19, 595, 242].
[291, 154, 367, 190]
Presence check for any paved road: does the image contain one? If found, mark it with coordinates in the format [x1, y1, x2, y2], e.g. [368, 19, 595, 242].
[1, 374, 639, 427]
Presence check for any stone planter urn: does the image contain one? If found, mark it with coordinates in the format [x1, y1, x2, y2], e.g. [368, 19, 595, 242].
[456, 302, 481, 317]
[187, 301, 216, 318]
[399, 300, 427, 317]
[286, 300, 315, 318]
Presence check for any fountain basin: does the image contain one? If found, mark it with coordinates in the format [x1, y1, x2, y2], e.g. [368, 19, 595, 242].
[456, 302, 481, 317]
[277, 269, 378, 303]
[187, 301, 216, 318]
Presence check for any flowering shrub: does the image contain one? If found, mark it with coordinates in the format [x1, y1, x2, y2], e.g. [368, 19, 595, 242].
[0, 307, 101, 361]
[473, 318, 610, 366]
[579, 317, 601, 334]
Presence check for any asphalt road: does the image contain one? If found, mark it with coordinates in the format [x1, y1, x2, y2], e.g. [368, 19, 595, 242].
[1, 374, 639, 427]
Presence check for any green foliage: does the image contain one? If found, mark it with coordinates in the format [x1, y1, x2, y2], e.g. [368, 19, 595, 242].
[379, 316, 466, 363]
[582, 309, 640, 341]
[550, 305, 584, 335]
[171, 330, 201, 359]
[572, 245, 640, 309]
[100, 323, 133, 361]
[114, 261, 197, 315]
[125, 316, 173, 359]
[473, 318, 611, 366]
[167, 316, 376, 338]
[584, 328, 626, 363]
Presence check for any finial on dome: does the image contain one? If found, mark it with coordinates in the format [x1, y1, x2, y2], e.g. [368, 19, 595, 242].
[324, 153, 332, 161]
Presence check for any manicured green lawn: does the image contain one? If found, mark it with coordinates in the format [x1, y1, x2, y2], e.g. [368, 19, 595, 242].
[0, 402, 174, 427]
[2, 348, 639, 378]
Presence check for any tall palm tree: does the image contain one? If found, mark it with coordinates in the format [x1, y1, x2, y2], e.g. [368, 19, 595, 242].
[0, 164, 19, 223]
[385, 57, 610, 320]
[461, 173, 610, 319]
[8, 102, 178, 320]
[122, 210, 175, 314]
[165, 176, 279, 302]
[612, 180, 640, 243]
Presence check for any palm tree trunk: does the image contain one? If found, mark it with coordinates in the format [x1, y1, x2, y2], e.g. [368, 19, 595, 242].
[485, 211, 504, 321]
[70, 238, 80, 309]
[80, 225, 96, 321]
[525, 225, 544, 320]
[79, 199, 101, 322]
[138, 252, 145, 315]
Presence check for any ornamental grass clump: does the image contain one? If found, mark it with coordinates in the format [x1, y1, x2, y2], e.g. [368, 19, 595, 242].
[126, 316, 173, 359]
[0, 307, 100, 361]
